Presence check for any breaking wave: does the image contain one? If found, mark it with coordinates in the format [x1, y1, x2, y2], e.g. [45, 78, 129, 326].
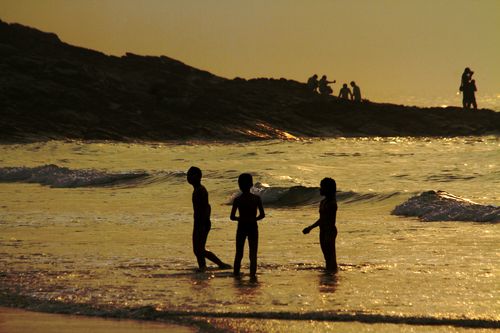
[392, 190, 499, 222]
[229, 183, 401, 207]
[0, 164, 185, 188]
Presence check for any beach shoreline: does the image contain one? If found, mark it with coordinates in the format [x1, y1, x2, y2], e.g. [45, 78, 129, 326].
[0, 306, 197, 333]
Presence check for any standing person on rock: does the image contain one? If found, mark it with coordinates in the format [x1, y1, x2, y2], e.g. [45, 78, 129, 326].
[350, 81, 362, 102]
[460, 67, 474, 109]
[464, 79, 478, 110]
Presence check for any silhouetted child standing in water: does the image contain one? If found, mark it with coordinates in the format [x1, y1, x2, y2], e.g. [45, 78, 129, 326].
[302, 178, 338, 272]
[187, 166, 231, 271]
[230, 173, 265, 279]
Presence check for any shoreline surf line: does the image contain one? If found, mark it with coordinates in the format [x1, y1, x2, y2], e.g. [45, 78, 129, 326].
[0, 307, 198, 333]
[1, 294, 498, 329]
[149, 309, 500, 329]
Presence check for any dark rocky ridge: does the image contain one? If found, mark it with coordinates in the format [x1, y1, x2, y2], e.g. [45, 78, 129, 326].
[1, 20, 499, 142]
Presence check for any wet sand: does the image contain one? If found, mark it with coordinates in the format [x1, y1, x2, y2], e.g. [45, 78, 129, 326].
[0, 307, 196, 333]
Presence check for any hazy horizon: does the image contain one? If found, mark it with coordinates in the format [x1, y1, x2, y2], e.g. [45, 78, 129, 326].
[2, 0, 499, 109]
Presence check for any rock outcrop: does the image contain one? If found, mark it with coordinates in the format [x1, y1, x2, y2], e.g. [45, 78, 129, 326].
[1, 20, 499, 142]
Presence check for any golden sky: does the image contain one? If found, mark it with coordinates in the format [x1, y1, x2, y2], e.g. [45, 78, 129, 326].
[2, 0, 499, 108]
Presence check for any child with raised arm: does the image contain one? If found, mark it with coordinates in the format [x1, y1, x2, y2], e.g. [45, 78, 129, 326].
[187, 166, 231, 272]
[302, 177, 338, 272]
[230, 173, 265, 279]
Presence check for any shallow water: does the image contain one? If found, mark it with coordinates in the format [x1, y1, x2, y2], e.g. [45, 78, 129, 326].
[0, 137, 499, 331]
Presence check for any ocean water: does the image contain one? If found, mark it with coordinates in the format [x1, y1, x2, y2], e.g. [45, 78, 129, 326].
[0, 137, 499, 332]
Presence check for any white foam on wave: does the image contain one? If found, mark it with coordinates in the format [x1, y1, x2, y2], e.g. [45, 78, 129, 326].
[392, 190, 499, 222]
[0, 164, 148, 188]
[226, 182, 321, 207]
[228, 183, 400, 207]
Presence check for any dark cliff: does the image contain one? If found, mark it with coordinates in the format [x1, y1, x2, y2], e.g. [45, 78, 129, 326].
[1, 20, 499, 142]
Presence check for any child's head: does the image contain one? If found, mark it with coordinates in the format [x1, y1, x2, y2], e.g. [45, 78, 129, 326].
[320, 177, 336, 197]
[187, 166, 202, 185]
[350, 81, 356, 87]
[238, 173, 253, 192]
[343, 83, 348, 88]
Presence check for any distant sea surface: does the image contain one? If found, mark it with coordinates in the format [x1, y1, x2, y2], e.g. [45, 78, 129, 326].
[0, 137, 499, 332]
[384, 94, 500, 111]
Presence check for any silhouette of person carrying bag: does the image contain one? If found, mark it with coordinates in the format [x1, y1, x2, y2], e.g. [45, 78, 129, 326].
[460, 67, 478, 110]
[465, 79, 478, 110]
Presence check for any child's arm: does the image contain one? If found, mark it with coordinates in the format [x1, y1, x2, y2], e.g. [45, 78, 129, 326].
[230, 199, 239, 221]
[302, 219, 320, 234]
[256, 196, 265, 221]
[303, 200, 336, 234]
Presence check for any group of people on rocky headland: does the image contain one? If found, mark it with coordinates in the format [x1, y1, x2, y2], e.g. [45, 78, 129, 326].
[307, 67, 480, 109]
[460, 67, 477, 110]
[307, 74, 362, 102]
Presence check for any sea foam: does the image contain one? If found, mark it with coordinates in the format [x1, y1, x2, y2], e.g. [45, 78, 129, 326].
[228, 183, 401, 207]
[392, 190, 499, 222]
[0, 164, 148, 188]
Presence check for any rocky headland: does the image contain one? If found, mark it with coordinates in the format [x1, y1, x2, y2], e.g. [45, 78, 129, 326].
[1, 20, 499, 142]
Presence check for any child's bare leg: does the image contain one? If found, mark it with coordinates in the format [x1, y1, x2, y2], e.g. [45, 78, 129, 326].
[320, 231, 337, 272]
[192, 229, 207, 270]
[248, 229, 259, 277]
[205, 250, 230, 268]
[329, 242, 338, 272]
[233, 229, 246, 276]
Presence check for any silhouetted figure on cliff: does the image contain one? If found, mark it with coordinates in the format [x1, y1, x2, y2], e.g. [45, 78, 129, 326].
[318, 75, 335, 95]
[303, 177, 338, 272]
[307, 74, 319, 93]
[460, 67, 476, 109]
[230, 173, 265, 279]
[187, 166, 231, 271]
[464, 79, 478, 110]
[460, 68, 472, 90]
[350, 81, 362, 102]
[338, 83, 353, 100]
